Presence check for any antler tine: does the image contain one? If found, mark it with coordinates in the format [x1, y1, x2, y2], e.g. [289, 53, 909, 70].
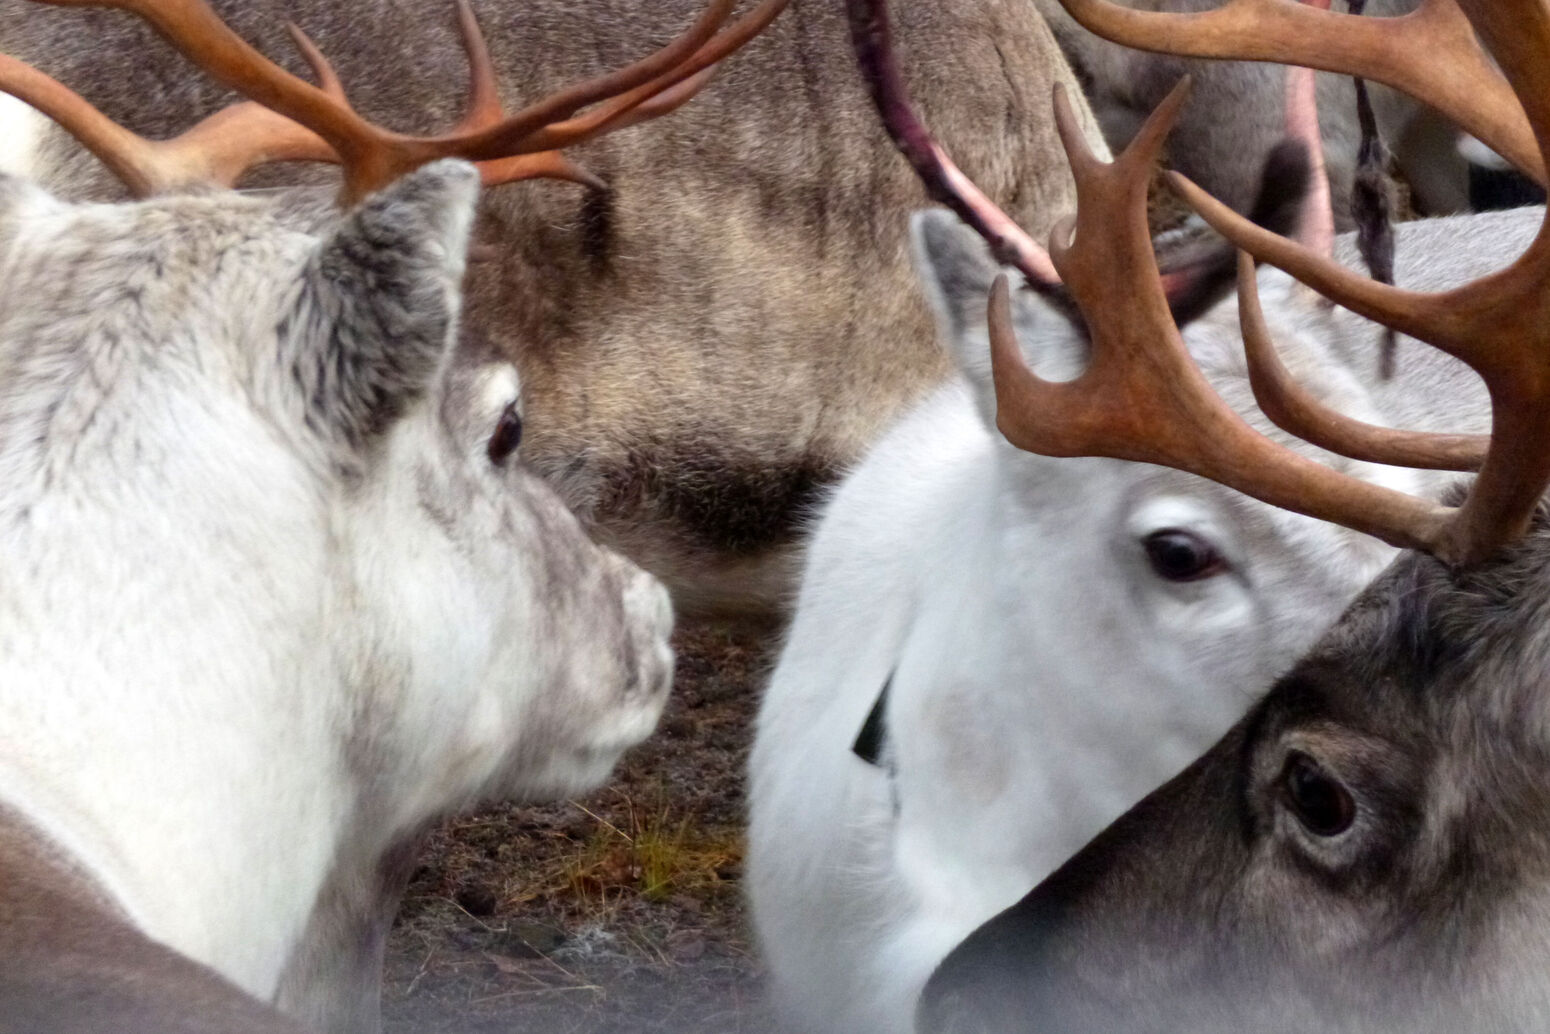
[987, 265, 1453, 552]
[844, 0, 1059, 286]
[434, 0, 739, 163]
[988, 77, 1465, 557]
[510, 0, 793, 158]
[0, 53, 170, 196]
[995, 78, 1206, 461]
[435, 0, 785, 189]
[1235, 253, 1488, 472]
[449, 0, 502, 133]
[469, 68, 715, 190]
[18, 0, 787, 202]
[1053, 0, 1543, 186]
[1163, 0, 1550, 565]
[33, 0, 402, 197]
[0, 43, 337, 197]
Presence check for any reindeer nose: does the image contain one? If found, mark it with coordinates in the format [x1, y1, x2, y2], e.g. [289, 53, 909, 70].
[918, 893, 1106, 1034]
[616, 562, 675, 704]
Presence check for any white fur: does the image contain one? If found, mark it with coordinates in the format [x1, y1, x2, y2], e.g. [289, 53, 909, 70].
[748, 207, 1538, 1034]
[0, 95, 44, 180]
[0, 165, 673, 1031]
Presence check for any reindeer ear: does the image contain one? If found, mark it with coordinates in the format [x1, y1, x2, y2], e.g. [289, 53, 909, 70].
[286, 159, 479, 459]
[910, 209, 1088, 431]
[0, 172, 59, 227]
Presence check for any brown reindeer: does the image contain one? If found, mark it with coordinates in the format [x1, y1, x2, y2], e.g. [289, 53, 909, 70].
[905, 1, 1550, 1030]
[0, 0, 1108, 618]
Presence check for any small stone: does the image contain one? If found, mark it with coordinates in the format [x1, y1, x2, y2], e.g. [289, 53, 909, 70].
[662, 715, 698, 739]
[454, 885, 498, 918]
[666, 931, 706, 961]
[669, 893, 704, 915]
[496, 921, 565, 958]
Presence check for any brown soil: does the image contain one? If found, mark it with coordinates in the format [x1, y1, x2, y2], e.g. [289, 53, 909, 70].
[382, 623, 780, 1034]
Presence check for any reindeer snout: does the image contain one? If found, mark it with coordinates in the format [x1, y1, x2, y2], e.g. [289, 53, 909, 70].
[618, 562, 675, 706]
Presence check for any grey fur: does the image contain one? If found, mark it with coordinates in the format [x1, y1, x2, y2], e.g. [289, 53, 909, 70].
[0, 0, 1106, 618]
[1031, 0, 1475, 226]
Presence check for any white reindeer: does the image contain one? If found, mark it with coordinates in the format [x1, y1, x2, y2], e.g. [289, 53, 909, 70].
[0, 1, 772, 1029]
[747, 2, 1537, 1031]
[917, 3, 1550, 1030]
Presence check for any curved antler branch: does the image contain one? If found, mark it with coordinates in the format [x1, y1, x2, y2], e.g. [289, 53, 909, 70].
[1053, 0, 1542, 186]
[845, 0, 1059, 285]
[1235, 253, 1487, 472]
[8, 0, 788, 202]
[987, 273, 1456, 553]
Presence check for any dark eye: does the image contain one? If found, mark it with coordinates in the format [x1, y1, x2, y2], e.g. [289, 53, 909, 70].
[1280, 752, 1356, 837]
[1143, 529, 1227, 582]
[486, 402, 523, 465]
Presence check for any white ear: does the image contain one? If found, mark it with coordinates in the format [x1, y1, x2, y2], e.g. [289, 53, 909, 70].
[0, 171, 61, 227]
[909, 209, 1087, 431]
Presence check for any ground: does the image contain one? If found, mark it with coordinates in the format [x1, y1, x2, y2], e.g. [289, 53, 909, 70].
[382, 623, 779, 1034]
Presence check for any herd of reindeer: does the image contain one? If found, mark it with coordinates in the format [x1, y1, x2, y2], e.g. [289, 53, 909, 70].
[0, 0, 1548, 1031]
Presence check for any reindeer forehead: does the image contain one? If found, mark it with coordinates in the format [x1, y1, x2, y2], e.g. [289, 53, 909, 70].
[3, 191, 312, 312]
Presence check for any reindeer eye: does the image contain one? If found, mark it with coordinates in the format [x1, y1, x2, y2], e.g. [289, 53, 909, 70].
[1280, 752, 1356, 837]
[1143, 529, 1227, 582]
[486, 402, 523, 465]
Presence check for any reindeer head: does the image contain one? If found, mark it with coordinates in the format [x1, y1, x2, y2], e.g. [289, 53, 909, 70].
[920, 500, 1550, 1033]
[897, 0, 1550, 1029]
[0, 3, 833, 1009]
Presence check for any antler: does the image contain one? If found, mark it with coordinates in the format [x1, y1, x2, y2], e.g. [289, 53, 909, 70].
[983, 80, 1456, 553]
[1052, 0, 1543, 187]
[0, 43, 337, 198]
[1135, 0, 1550, 566]
[1235, 254, 1488, 472]
[844, 0, 1059, 285]
[5, 0, 789, 202]
[851, 0, 1535, 564]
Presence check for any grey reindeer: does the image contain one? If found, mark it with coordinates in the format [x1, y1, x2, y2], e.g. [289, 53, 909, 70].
[0, 0, 1111, 619]
[915, 1, 1550, 1031]
[0, 2, 774, 1031]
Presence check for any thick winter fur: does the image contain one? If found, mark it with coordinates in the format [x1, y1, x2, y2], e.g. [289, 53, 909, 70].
[747, 205, 1541, 1034]
[0, 164, 674, 1034]
[919, 495, 1550, 1034]
[1032, 0, 1480, 223]
[0, 0, 1108, 618]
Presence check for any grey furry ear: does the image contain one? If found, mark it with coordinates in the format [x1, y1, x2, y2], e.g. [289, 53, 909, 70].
[909, 208, 1003, 344]
[909, 209, 1086, 430]
[284, 160, 480, 460]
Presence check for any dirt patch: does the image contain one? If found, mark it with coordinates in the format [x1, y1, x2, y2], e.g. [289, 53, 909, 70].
[383, 623, 780, 1034]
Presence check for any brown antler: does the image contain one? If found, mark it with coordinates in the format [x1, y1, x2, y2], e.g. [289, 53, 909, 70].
[854, 0, 1545, 564]
[0, 45, 336, 197]
[7, 0, 788, 202]
[984, 80, 1454, 552]
[1052, 0, 1543, 186]
[1143, 0, 1550, 565]
[1234, 253, 1488, 472]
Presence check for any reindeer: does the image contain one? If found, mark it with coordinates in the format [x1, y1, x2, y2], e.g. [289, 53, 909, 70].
[1031, 0, 1516, 223]
[0, 0, 1110, 620]
[746, 0, 1547, 1031]
[909, 1, 1550, 1031]
[0, 1, 775, 1029]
